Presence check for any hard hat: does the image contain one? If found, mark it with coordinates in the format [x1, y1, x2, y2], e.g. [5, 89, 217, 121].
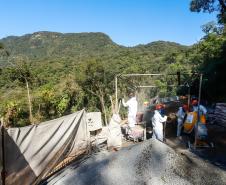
[155, 104, 162, 110]
[182, 104, 188, 111]
[191, 99, 198, 106]
[191, 95, 198, 100]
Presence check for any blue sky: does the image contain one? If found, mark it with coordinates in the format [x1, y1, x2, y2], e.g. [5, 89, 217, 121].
[0, 0, 217, 46]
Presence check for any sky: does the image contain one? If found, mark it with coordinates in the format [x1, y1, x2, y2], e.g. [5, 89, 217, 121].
[0, 0, 217, 46]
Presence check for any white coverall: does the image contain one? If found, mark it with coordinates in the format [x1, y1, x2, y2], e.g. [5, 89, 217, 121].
[193, 105, 207, 115]
[152, 110, 167, 141]
[176, 107, 186, 137]
[122, 97, 138, 128]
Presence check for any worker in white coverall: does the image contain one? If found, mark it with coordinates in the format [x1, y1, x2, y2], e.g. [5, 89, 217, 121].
[152, 104, 167, 141]
[122, 92, 138, 128]
[176, 104, 188, 137]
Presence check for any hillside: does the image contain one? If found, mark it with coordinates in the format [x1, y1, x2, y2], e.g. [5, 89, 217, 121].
[2, 31, 225, 126]
[135, 41, 188, 55]
[0, 32, 122, 60]
[0, 32, 187, 62]
[0, 31, 191, 126]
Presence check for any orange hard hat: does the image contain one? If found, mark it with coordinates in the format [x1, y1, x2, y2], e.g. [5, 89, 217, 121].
[155, 104, 163, 110]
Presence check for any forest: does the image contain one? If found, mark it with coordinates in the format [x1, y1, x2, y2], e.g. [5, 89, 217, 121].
[0, 0, 225, 127]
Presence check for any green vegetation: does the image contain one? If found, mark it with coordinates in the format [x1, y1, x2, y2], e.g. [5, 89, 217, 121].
[0, 32, 190, 126]
[190, 0, 226, 25]
[189, 0, 226, 101]
[0, 0, 225, 127]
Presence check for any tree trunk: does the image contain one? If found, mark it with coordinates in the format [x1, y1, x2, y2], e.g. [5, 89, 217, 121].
[25, 78, 33, 124]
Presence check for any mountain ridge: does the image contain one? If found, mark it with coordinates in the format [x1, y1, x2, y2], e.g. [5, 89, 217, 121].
[0, 31, 188, 60]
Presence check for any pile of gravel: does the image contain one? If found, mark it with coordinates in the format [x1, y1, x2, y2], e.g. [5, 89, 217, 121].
[43, 139, 226, 185]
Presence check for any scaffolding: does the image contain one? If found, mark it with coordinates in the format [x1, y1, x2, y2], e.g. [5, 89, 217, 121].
[115, 72, 204, 149]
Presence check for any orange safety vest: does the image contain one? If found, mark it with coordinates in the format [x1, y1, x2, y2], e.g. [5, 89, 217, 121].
[183, 112, 198, 134]
[183, 112, 206, 134]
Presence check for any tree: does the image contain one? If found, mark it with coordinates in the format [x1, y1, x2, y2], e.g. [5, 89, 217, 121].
[34, 85, 57, 120]
[56, 75, 84, 115]
[190, 0, 226, 24]
[76, 59, 115, 124]
[201, 21, 222, 34]
[8, 56, 34, 123]
[197, 34, 226, 101]
[0, 32, 192, 126]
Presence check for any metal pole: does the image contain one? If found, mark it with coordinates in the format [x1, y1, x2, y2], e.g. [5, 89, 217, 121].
[120, 72, 196, 77]
[121, 73, 163, 77]
[194, 73, 203, 149]
[1, 121, 6, 185]
[115, 75, 118, 113]
[136, 85, 185, 88]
